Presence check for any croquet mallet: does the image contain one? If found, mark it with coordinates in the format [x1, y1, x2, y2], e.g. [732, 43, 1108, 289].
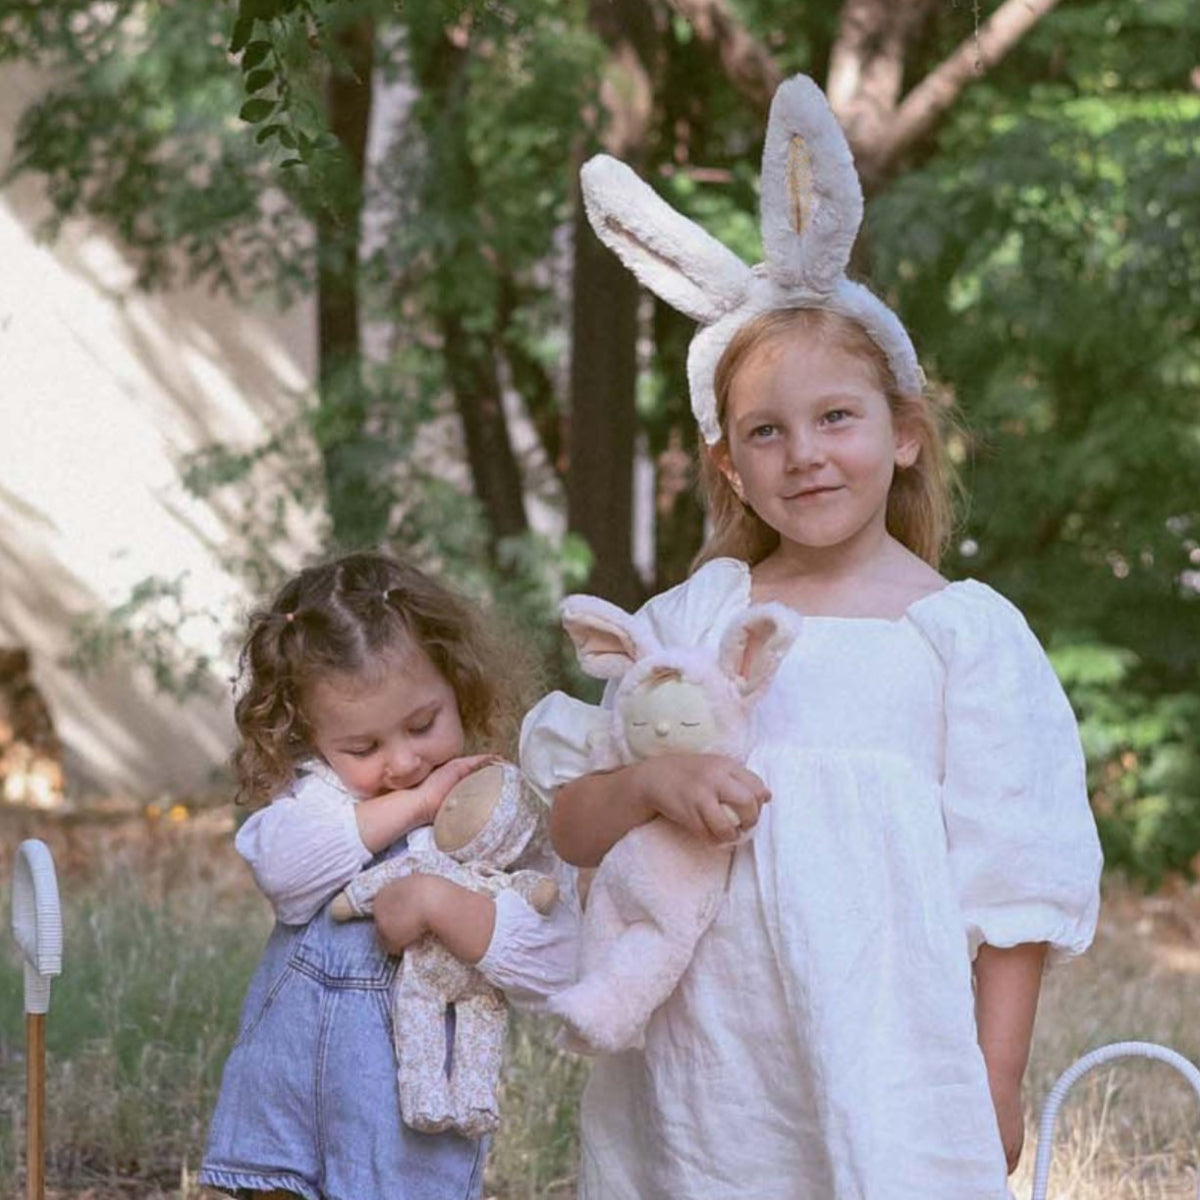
[11, 839, 63, 1200]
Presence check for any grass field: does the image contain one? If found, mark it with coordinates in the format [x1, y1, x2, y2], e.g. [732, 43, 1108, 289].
[1, 804, 1197, 1199]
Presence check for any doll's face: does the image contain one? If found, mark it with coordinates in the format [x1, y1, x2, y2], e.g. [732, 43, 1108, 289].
[619, 677, 719, 759]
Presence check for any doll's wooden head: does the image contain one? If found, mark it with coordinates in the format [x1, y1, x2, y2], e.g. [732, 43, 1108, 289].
[433, 761, 547, 870]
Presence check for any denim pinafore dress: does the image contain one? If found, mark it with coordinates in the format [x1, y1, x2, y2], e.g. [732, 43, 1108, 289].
[199, 838, 486, 1200]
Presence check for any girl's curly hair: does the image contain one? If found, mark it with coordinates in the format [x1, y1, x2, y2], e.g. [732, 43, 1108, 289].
[232, 551, 534, 807]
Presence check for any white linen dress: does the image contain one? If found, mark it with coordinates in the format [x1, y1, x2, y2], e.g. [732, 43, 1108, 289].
[519, 557, 1103, 1200]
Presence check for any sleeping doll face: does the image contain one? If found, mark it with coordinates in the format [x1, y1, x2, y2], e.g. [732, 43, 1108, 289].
[618, 672, 720, 760]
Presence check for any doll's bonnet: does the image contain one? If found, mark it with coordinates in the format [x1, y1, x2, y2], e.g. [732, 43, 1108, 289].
[579, 73, 923, 445]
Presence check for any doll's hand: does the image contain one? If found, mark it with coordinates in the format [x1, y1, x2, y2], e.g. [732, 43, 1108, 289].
[630, 754, 770, 843]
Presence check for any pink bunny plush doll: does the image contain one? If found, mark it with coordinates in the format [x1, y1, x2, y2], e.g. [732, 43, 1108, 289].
[548, 595, 797, 1054]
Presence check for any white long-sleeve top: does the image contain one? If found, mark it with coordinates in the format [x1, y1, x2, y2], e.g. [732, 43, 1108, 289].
[235, 761, 580, 1012]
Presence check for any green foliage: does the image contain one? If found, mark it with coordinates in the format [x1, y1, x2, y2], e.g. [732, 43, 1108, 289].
[869, 2, 1200, 883]
[65, 575, 226, 702]
[3, 1, 313, 298]
[227, 0, 386, 207]
[1053, 642, 1200, 886]
[376, 0, 601, 371]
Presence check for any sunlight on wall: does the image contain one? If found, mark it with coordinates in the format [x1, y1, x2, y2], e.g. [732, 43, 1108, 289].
[0, 64, 318, 799]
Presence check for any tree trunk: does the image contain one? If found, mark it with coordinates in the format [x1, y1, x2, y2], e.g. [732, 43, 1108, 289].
[566, 0, 659, 608]
[826, 0, 1063, 193]
[420, 26, 529, 552]
[441, 309, 529, 544]
[316, 12, 384, 549]
[568, 193, 643, 606]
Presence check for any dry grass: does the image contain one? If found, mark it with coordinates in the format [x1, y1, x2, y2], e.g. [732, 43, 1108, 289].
[1, 805, 1197, 1199]
[1009, 880, 1200, 1199]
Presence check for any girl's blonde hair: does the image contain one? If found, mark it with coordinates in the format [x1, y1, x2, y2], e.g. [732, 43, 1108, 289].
[695, 307, 958, 571]
[232, 551, 533, 806]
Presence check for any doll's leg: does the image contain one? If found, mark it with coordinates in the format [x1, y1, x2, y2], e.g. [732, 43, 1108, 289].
[447, 987, 507, 1138]
[550, 828, 729, 1053]
[393, 964, 454, 1133]
[550, 916, 698, 1053]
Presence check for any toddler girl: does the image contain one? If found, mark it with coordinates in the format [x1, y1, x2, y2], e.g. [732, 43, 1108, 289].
[521, 75, 1102, 1199]
[199, 550, 578, 1200]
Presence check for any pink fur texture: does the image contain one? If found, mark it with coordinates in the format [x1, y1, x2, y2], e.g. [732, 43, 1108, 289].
[550, 594, 797, 1053]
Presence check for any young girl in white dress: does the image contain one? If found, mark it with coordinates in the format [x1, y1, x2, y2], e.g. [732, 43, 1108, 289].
[520, 75, 1103, 1200]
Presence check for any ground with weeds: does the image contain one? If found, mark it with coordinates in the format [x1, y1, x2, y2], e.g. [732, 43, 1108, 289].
[1, 803, 1197, 1199]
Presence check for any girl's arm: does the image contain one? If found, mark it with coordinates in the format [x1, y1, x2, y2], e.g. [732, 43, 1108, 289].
[236, 784, 373, 925]
[974, 941, 1047, 1174]
[354, 754, 498, 852]
[239, 756, 496, 925]
[375, 853, 582, 1010]
[373, 876, 496, 963]
[550, 754, 771, 867]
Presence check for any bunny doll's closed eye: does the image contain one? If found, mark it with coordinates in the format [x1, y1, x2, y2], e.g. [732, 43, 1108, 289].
[548, 595, 798, 1055]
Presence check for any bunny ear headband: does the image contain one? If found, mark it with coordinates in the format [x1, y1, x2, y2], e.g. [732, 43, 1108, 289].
[579, 73, 924, 445]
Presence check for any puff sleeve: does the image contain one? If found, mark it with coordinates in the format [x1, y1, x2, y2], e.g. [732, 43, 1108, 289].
[519, 691, 610, 797]
[235, 765, 373, 925]
[475, 847, 583, 1012]
[910, 581, 1103, 963]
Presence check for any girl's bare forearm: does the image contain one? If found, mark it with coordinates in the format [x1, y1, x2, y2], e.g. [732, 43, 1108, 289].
[354, 790, 430, 853]
[549, 768, 654, 867]
[974, 941, 1047, 1084]
[425, 879, 497, 964]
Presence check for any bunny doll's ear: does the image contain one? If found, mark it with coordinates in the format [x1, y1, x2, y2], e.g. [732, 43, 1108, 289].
[759, 74, 864, 296]
[718, 603, 800, 700]
[560, 594, 660, 681]
[581, 155, 753, 324]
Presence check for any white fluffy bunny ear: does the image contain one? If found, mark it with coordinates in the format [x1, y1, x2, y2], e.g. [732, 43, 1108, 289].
[581, 155, 753, 324]
[760, 74, 863, 294]
[718, 603, 799, 700]
[560, 594, 661, 681]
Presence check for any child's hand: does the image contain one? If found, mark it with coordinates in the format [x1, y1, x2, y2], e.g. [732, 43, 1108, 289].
[989, 1076, 1025, 1174]
[630, 754, 770, 843]
[357, 754, 499, 852]
[402, 754, 501, 828]
[373, 874, 497, 963]
[373, 874, 439, 953]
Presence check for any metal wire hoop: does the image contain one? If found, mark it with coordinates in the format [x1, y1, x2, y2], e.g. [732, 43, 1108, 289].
[1031, 1041, 1200, 1200]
